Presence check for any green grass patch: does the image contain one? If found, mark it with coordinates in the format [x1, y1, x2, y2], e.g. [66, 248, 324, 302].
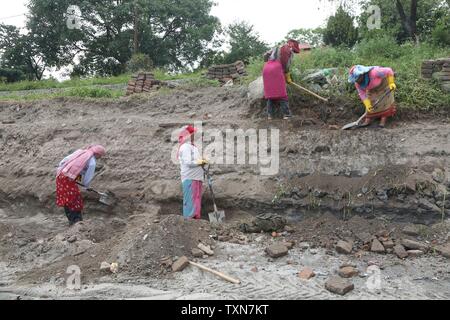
[0, 74, 130, 92]
[0, 87, 124, 101]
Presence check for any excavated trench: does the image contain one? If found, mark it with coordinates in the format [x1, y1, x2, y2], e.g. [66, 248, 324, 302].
[1, 86, 450, 299]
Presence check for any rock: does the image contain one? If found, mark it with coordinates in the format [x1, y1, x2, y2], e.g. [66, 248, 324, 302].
[283, 241, 295, 250]
[298, 268, 316, 280]
[265, 243, 289, 258]
[247, 76, 264, 100]
[371, 239, 385, 253]
[67, 235, 77, 243]
[402, 225, 421, 237]
[191, 248, 204, 258]
[407, 250, 424, 257]
[251, 267, 258, 273]
[172, 256, 189, 272]
[336, 240, 353, 255]
[401, 239, 429, 252]
[325, 276, 354, 296]
[394, 244, 409, 259]
[382, 240, 395, 249]
[198, 243, 214, 256]
[338, 266, 359, 278]
[418, 198, 441, 214]
[100, 262, 111, 272]
[110, 263, 119, 274]
[284, 225, 295, 233]
[436, 244, 450, 258]
[217, 235, 231, 242]
[160, 257, 173, 268]
[356, 232, 372, 244]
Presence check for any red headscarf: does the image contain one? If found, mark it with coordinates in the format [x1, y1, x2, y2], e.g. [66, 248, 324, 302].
[177, 125, 198, 157]
[287, 39, 301, 53]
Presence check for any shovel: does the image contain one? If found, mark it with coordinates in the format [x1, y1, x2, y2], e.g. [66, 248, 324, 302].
[342, 89, 392, 130]
[290, 82, 329, 103]
[76, 182, 117, 207]
[203, 165, 225, 224]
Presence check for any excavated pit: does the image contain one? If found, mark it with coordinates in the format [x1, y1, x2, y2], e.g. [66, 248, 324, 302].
[1, 86, 450, 299]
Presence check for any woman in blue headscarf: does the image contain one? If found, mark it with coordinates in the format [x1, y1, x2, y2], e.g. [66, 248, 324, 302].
[348, 65, 397, 128]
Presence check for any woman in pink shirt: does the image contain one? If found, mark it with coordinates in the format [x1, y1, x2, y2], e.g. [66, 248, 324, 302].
[348, 65, 397, 128]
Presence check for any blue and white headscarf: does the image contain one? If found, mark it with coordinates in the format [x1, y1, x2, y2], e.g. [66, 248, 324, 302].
[348, 65, 375, 84]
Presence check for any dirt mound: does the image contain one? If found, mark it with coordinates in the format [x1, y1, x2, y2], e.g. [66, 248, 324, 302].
[120, 215, 214, 277]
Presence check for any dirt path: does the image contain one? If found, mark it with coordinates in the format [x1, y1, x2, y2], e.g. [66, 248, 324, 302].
[0, 86, 449, 299]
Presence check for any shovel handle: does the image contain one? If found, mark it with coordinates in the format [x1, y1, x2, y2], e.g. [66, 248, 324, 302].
[290, 82, 329, 103]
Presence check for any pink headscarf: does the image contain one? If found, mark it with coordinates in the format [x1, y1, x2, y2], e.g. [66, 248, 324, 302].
[57, 145, 106, 180]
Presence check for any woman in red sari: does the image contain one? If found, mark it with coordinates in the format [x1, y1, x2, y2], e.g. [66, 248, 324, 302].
[56, 145, 106, 225]
[263, 39, 301, 120]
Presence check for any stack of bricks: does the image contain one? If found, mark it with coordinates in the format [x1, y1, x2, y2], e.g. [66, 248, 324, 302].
[206, 61, 247, 84]
[126, 72, 161, 96]
[421, 58, 450, 93]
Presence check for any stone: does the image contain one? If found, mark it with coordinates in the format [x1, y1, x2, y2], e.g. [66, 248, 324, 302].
[402, 225, 421, 237]
[298, 268, 316, 280]
[198, 243, 214, 256]
[436, 244, 450, 258]
[325, 276, 354, 296]
[110, 263, 119, 274]
[172, 256, 189, 272]
[100, 262, 111, 272]
[265, 243, 289, 258]
[160, 257, 173, 268]
[336, 240, 353, 255]
[338, 266, 359, 278]
[284, 225, 295, 233]
[382, 240, 395, 249]
[251, 267, 258, 273]
[401, 239, 429, 252]
[283, 241, 295, 250]
[67, 235, 77, 243]
[217, 235, 231, 242]
[371, 239, 385, 253]
[191, 248, 204, 258]
[407, 250, 424, 257]
[394, 244, 409, 259]
[247, 76, 264, 100]
[356, 232, 372, 244]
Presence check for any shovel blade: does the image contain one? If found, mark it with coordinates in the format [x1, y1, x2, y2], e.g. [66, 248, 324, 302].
[342, 121, 358, 130]
[208, 211, 225, 224]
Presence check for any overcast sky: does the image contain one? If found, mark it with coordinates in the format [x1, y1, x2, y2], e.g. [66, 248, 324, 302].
[0, 0, 341, 45]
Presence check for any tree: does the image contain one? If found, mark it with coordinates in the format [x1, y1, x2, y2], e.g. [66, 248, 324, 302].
[323, 6, 358, 47]
[22, 0, 221, 76]
[0, 24, 47, 80]
[285, 28, 324, 47]
[222, 21, 268, 64]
